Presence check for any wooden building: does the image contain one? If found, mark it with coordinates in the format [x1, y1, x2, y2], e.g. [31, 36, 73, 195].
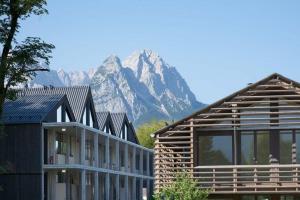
[153, 73, 300, 200]
[0, 86, 154, 200]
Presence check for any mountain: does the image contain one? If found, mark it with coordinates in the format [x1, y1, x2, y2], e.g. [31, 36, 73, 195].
[28, 50, 205, 125]
[28, 70, 65, 87]
[90, 55, 169, 125]
[123, 50, 203, 120]
[57, 69, 92, 86]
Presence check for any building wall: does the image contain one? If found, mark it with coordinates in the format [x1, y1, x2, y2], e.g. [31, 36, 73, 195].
[0, 124, 42, 200]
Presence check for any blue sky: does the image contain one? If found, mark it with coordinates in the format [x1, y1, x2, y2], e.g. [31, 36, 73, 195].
[18, 0, 300, 103]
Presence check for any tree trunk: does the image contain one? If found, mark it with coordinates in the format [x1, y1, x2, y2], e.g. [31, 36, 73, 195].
[0, 13, 18, 119]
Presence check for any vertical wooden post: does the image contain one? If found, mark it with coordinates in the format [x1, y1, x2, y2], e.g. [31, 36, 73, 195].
[190, 121, 194, 174]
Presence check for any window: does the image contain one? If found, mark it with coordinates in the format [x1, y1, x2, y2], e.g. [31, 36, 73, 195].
[280, 131, 293, 164]
[105, 125, 112, 135]
[296, 131, 300, 164]
[83, 108, 87, 125]
[69, 136, 73, 156]
[86, 174, 92, 185]
[256, 131, 269, 164]
[56, 133, 67, 155]
[56, 172, 66, 183]
[240, 131, 254, 164]
[89, 110, 93, 128]
[198, 134, 233, 165]
[57, 106, 62, 122]
[85, 140, 93, 160]
[280, 195, 294, 200]
[241, 195, 255, 200]
[240, 131, 270, 165]
[124, 124, 128, 140]
[65, 111, 70, 122]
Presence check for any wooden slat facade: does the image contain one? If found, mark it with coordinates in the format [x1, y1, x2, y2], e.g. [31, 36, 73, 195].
[153, 73, 300, 196]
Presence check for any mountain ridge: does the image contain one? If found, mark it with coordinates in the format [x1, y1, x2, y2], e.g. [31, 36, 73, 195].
[28, 49, 205, 125]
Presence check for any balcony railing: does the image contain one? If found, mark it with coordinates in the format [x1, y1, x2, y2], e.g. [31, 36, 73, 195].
[193, 164, 300, 193]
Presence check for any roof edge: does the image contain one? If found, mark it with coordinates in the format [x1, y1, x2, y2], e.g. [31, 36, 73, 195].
[152, 73, 295, 137]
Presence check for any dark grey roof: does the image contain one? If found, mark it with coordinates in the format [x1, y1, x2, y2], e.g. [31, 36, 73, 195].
[3, 94, 65, 124]
[96, 111, 110, 130]
[21, 86, 90, 122]
[110, 112, 126, 135]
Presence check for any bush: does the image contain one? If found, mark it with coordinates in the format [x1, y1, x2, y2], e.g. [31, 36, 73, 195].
[136, 120, 167, 148]
[153, 173, 209, 200]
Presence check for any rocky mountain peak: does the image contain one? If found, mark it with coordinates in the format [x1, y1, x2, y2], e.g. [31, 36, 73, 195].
[123, 49, 168, 79]
[28, 50, 205, 125]
[100, 55, 122, 73]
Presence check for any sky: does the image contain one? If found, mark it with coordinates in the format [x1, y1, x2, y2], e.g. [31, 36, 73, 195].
[17, 0, 300, 104]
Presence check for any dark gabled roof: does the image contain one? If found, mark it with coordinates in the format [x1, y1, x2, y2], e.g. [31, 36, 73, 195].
[3, 94, 66, 124]
[129, 122, 139, 144]
[152, 73, 300, 136]
[21, 86, 90, 122]
[96, 111, 110, 130]
[111, 112, 126, 135]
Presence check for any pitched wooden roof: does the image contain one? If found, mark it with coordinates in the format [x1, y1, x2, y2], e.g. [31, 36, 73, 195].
[152, 73, 300, 136]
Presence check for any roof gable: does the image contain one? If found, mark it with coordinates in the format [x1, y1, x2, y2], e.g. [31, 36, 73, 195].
[96, 111, 110, 130]
[153, 73, 300, 136]
[21, 86, 90, 122]
[128, 122, 139, 144]
[3, 94, 70, 124]
[111, 112, 126, 135]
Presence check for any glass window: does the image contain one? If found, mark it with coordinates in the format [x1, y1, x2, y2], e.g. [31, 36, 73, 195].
[280, 131, 293, 164]
[281, 195, 294, 200]
[56, 133, 67, 155]
[198, 134, 232, 165]
[241, 131, 254, 165]
[124, 125, 128, 140]
[56, 172, 66, 183]
[85, 173, 92, 185]
[89, 110, 93, 128]
[69, 136, 73, 156]
[83, 107, 87, 125]
[256, 131, 270, 164]
[241, 196, 255, 200]
[65, 111, 70, 122]
[57, 106, 62, 122]
[296, 131, 300, 164]
[257, 195, 271, 200]
[85, 140, 93, 160]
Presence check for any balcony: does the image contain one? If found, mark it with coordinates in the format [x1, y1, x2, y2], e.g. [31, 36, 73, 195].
[194, 164, 300, 194]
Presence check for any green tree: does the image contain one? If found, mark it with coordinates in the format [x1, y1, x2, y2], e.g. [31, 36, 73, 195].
[0, 0, 54, 120]
[153, 172, 209, 200]
[136, 120, 167, 148]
